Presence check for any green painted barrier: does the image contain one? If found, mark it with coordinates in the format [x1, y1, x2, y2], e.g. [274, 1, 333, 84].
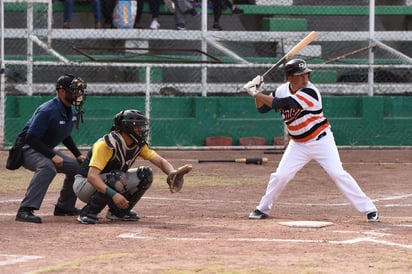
[237, 5, 412, 16]
[4, 96, 412, 147]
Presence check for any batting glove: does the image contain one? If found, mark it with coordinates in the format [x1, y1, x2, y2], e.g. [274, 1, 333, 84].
[243, 75, 264, 97]
[252, 75, 264, 86]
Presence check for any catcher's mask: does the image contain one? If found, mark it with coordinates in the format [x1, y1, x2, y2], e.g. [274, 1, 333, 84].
[285, 59, 312, 77]
[56, 74, 87, 107]
[113, 109, 149, 146]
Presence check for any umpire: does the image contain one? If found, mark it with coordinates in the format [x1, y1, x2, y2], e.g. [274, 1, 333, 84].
[15, 74, 87, 224]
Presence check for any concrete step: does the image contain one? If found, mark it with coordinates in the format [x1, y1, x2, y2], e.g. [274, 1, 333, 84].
[262, 17, 308, 31]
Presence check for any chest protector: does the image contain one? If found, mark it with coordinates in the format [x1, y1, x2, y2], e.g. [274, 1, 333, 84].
[102, 132, 142, 173]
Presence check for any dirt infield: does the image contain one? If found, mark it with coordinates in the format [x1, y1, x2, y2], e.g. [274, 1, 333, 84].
[1, 149, 411, 273]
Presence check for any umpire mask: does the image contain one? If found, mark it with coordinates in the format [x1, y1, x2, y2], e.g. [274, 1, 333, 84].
[56, 74, 87, 129]
[56, 74, 87, 107]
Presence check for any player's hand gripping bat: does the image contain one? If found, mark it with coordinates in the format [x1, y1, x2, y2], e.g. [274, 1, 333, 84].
[198, 157, 268, 165]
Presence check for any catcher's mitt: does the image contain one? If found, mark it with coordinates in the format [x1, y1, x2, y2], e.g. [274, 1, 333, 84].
[167, 164, 192, 193]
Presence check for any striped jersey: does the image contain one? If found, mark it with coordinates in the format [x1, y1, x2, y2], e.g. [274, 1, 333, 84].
[274, 81, 330, 142]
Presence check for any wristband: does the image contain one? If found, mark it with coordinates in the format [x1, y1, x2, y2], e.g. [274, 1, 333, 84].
[105, 187, 117, 198]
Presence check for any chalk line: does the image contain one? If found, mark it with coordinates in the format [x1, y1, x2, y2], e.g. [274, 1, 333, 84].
[117, 232, 412, 250]
[0, 254, 44, 266]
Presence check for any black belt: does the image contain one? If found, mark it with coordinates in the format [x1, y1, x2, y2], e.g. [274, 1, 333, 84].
[316, 131, 327, 141]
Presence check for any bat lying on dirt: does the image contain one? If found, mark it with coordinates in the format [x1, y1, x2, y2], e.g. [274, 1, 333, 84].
[198, 157, 268, 165]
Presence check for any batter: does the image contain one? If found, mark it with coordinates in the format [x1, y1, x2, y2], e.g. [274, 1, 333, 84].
[243, 59, 379, 222]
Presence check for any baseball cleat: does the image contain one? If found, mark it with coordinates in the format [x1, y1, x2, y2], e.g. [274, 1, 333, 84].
[16, 210, 42, 223]
[367, 211, 379, 222]
[77, 215, 98, 224]
[106, 210, 140, 221]
[54, 206, 81, 216]
[249, 209, 268, 219]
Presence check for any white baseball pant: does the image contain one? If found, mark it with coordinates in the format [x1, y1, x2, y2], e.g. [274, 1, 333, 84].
[256, 128, 377, 216]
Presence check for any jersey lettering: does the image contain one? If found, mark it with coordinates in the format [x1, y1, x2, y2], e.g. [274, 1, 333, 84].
[275, 82, 330, 142]
[281, 108, 302, 123]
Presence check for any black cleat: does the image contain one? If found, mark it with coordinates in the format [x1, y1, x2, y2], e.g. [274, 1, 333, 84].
[367, 211, 379, 222]
[77, 214, 98, 224]
[248, 209, 268, 220]
[106, 210, 140, 221]
[54, 206, 81, 216]
[16, 210, 42, 223]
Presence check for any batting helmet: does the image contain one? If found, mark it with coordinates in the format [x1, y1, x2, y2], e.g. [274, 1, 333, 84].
[285, 59, 312, 77]
[113, 109, 149, 146]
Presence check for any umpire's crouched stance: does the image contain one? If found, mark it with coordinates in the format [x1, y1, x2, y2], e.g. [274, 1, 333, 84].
[73, 109, 189, 224]
[15, 74, 87, 224]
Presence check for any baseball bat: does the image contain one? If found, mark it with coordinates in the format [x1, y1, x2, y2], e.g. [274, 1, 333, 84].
[198, 157, 268, 165]
[261, 31, 318, 78]
[323, 45, 375, 64]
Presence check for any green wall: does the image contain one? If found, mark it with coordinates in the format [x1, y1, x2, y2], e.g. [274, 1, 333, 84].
[4, 96, 412, 147]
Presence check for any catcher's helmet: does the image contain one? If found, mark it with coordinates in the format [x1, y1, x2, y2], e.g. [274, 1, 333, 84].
[113, 109, 149, 146]
[56, 74, 87, 106]
[285, 59, 312, 77]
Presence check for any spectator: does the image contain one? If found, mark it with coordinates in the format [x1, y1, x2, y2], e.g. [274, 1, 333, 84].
[210, 0, 243, 31]
[134, 0, 161, 30]
[173, 0, 199, 30]
[63, 0, 103, 29]
[101, 0, 116, 28]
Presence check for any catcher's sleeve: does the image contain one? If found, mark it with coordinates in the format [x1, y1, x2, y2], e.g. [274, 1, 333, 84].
[167, 164, 192, 193]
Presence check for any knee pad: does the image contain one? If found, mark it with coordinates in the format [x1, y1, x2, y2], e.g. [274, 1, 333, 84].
[123, 166, 153, 210]
[124, 166, 153, 195]
[136, 166, 153, 190]
[104, 170, 128, 192]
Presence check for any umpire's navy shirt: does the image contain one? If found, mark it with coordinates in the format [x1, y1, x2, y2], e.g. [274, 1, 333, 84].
[19, 96, 77, 149]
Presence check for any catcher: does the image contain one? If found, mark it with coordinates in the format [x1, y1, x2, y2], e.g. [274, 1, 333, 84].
[73, 109, 192, 224]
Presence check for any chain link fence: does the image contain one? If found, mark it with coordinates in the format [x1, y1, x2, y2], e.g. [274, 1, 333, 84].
[2, 0, 412, 94]
[1, 0, 412, 146]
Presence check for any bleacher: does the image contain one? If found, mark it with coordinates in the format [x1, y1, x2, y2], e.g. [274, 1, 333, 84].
[2, 1, 412, 92]
[3, 1, 412, 148]
[5, 2, 412, 29]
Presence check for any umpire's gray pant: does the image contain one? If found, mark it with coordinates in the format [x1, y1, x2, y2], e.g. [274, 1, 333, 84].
[19, 146, 80, 211]
[73, 168, 141, 203]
